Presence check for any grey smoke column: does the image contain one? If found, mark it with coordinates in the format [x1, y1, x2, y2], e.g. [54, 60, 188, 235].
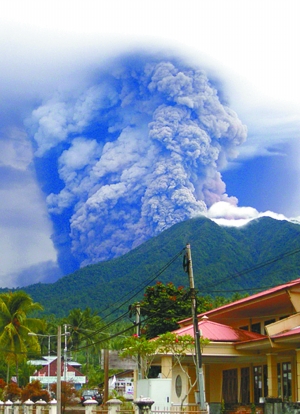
[28, 56, 247, 269]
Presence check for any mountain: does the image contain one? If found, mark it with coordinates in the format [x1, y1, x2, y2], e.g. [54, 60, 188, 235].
[4, 216, 300, 318]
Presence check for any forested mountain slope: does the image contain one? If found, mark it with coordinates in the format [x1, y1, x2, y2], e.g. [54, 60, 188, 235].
[4, 216, 300, 318]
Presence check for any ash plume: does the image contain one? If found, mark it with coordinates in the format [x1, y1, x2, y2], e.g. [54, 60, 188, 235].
[27, 55, 247, 273]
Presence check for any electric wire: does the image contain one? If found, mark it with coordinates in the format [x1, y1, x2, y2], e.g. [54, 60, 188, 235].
[208, 286, 277, 294]
[71, 246, 300, 351]
[61, 248, 186, 351]
[74, 280, 189, 348]
[198, 246, 300, 294]
[7, 245, 300, 357]
[65, 245, 300, 351]
[91, 247, 185, 323]
[73, 289, 193, 351]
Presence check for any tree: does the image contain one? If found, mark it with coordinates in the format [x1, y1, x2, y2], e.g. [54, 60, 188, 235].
[50, 381, 79, 414]
[65, 308, 106, 351]
[18, 359, 37, 388]
[0, 378, 6, 401]
[120, 334, 157, 378]
[64, 308, 107, 381]
[120, 331, 209, 406]
[21, 380, 50, 403]
[3, 381, 22, 402]
[0, 291, 44, 383]
[138, 282, 214, 338]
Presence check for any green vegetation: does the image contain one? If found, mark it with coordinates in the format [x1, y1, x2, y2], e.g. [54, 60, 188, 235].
[120, 331, 210, 405]
[0, 291, 110, 392]
[4, 216, 298, 319]
[120, 331, 198, 378]
[138, 281, 218, 338]
[0, 291, 45, 383]
[0, 279, 241, 397]
[0, 216, 299, 400]
[62, 307, 108, 383]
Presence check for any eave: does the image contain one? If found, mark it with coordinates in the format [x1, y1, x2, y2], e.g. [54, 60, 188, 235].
[235, 337, 272, 351]
[179, 278, 300, 327]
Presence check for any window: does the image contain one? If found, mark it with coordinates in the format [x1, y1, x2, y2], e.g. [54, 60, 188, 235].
[222, 369, 238, 404]
[278, 362, 292, 401]
[251, 322, 261, 334]
[175, 375, 182, 398]
[253, 365, 268, 403]
[240, 367, 250, 404]
[253, 366, 262, 403]
[264, 365, 268, 397]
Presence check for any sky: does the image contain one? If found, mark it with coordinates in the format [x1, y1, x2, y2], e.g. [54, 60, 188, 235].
[0, 0, 300, 288]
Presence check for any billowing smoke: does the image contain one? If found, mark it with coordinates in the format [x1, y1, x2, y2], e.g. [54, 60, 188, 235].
[27, 55, 247, 273]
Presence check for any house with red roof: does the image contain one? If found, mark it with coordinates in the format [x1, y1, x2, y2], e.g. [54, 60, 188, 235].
[29, 357, 86, 390]
[137, 278, 300, 413]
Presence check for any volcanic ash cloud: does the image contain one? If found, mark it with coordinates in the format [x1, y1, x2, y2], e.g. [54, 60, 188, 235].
[28, 56, 247, 270]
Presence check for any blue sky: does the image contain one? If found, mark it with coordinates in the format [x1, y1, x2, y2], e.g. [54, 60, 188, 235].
[0, 0, 300, 287]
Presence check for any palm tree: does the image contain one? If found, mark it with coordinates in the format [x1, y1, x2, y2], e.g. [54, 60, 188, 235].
[65, 308, 107, 375]
[0, 291, 44, 383]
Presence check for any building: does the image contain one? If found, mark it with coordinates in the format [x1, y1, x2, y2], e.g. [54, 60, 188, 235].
[108, 371, 134, 400]
[137, 278, 300, 412]
[29, 356, 86, 390]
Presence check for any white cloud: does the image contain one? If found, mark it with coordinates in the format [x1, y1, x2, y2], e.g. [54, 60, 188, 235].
[0, 126, 58, 287]
[0, 128, 32, 170]
[0, 174, 57, 287]
[207, 201, 289, 227]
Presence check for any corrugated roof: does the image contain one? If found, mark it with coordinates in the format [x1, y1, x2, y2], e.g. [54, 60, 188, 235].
[272, 326, 300, 338]
[173, 319, 266, 342]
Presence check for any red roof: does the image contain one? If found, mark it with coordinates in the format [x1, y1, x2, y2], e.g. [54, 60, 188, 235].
[173, 319, 266, 342]
[34, 358, 84, 377]
[271, 326, 300, 339]
[179, 278, 300, 325]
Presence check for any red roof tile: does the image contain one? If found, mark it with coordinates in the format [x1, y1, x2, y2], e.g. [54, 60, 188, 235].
[173, 319, 266, 342]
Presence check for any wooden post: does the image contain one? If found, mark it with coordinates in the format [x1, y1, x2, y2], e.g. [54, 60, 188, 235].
[104, 349, 109, 402]
[185, 243, 206, 411]
[57, 326, 61, 414]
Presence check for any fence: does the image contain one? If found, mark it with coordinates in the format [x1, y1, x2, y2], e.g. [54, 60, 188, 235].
[93, 401, 206, 414]
[152, 407, 206, 414]
[0, 399, 206, 414]
[0, 399, 53, 414]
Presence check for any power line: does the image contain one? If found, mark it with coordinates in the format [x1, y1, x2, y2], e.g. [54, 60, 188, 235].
[95, 248, 185, 322]
[67, 245, 300, 350]
[74, 323, 137, 351]
[12, 245, 300, 357]
[88, 243, 300, 350]
[74, 289, 193, 352]
[64, 250, 183, 350]
[67, 249, 185, 346]
[199, 246, 300, 293]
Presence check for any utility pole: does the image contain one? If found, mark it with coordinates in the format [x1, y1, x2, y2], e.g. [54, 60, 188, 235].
[57, 326, 62, 414]
[185, 243, 206, 411]
[136, 302, 142, 380]
[103, 349, 109, 403]
[63, 324, 68, 381]
[47, 335, 51, 392]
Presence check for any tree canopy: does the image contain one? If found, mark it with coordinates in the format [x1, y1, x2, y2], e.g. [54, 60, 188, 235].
[0, 291, 44, 383]
[138, 281, 215, 338]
